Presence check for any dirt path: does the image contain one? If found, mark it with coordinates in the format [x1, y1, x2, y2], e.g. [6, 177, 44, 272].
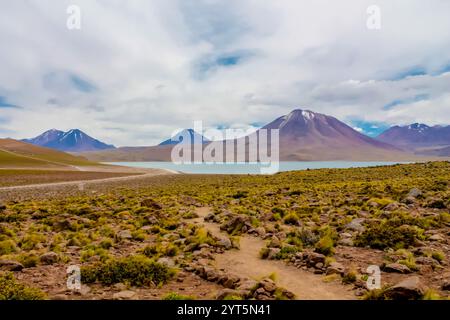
[0, 170, 176, 191]
[194, 207, 355, 300]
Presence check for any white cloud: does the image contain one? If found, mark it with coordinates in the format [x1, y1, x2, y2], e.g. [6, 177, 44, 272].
[0, 0, 450, 146]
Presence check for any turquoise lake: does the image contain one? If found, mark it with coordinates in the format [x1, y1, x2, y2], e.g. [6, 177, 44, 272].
[105, 161, 410, 174]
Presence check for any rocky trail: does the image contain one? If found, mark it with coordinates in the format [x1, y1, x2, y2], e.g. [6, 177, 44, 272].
[194, 208, 355, 300]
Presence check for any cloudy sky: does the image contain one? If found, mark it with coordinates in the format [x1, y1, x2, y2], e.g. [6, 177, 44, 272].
[1, 0, 450, 146]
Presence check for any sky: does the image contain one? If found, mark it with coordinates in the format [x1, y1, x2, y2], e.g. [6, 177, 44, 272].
[1, 0, 450, 146]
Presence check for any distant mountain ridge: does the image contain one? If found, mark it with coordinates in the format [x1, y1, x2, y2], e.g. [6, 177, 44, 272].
[23, 129, 115, 152]
[377, 123, 450, 147]
[79, 108, 427, 162]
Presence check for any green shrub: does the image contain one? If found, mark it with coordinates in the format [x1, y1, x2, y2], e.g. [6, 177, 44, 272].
[0, 272, 46, 300]
[0, 240, 17, 255]
[283, 213, 299, 225]
[355, 221, 423, 250]
[431, 251, 445, 263]
[81, 255, 174, 286]
[162, 292, 195, 300]
[275, 246, 299, 260]
[18, 253, 39, 268]
[314, 232, 335, 256]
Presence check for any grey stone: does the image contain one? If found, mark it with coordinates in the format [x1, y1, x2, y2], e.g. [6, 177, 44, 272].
[345, 218, 366, 232]
[117, 230, 132, 239]
[40, 252, 58, 265]
[384, 276, 426, 300]
[383, 263, 412, 274]
[0, 260, 24, 271]
[112, 290, 138, 300]
[407, 188, 422, 198]
[326, 262, 346, 275]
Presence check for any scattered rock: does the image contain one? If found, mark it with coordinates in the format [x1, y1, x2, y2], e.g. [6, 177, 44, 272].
[267, 248, 281, 260]
[403, 196, 417, 205]
[146, 216, 158, 225]
[326, 262, 346, 275]
[215, 235, 232, 249]
[112, 283, 127, 291]
[40, 252, 58, 265]
[345, 218, 365, 232]
[338, 238, 354, 247]
[255, 227, 266, 237]
[305, 252, 326, 266]
[221, 275, 240, 289]
[384, 202, 400, 211]
[216, 289, 245, 300]
[220, 215, 251, 234]
[415, 257, 436, 266]
[268, 237, 282, 248]
[238, 279, 258, 292]
[407, 188, 422, 198]
[383, 263, 412, 274]
[384, 276, 426, 300]
[0, 260, 24, 271]
[442, 280, 450, 291]
[113, 290, 138, 300]
[428, 234, 445, 242]
[259, 278, 277, 294]
[157, 257, 175, 267]
[117, 230, 132, 240]
[140, 198, 162, 210]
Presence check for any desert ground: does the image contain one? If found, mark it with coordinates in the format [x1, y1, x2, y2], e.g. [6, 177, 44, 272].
[0, 162, 449, 300]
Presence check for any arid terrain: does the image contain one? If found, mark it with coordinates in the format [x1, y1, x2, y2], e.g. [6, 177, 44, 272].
[1, 161, 449, 300]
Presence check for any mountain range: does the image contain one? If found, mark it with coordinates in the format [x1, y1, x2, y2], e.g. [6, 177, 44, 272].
[73, 109, 448, 162]
[23, 129, 115, 152]
[19, 109, 449, 161]
[376, 123, 450, 156]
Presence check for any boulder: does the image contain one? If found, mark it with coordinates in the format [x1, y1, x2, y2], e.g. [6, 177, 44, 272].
[255, 227, 266, 237]
[216, 289, 245, 300]
[117, 230, 132, 240]
[157, 257, 175, 267]
[267, 248, 281, 260]
[415, 256, 436, 266]
[112, 290, 138, 300]
[384, 202, 400, 211]
[326, 262, 346, 275]
[407, 188, 422, 198]
[40, 252, 58, 265]
[305, 252, 326, 266]
[428, 234, 445, 242]
[220, 215, 251, 234]
[268, 237, 282, 248]
[259, 278, 277, 294]
[0, 260, 24, 271]
[345, 218, 365, 232]
[140, 199, 162, 210]
[338, 238, 354, 247]
[384, 276, 426, 300]
[238, 279, 258, 292]
[215, 235, 232, 249]
[222, 275, 240, 289]
[0, 203, 6, 211]
[441, 280, 450, 291]
[383, 263, 412, 274]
